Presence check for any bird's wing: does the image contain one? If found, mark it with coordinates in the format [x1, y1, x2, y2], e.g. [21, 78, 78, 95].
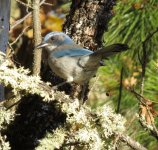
[51, 45, 93, 58]
[79, 44, 129, 69]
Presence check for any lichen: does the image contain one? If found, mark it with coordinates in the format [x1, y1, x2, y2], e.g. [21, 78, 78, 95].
[0, 55, 127, 150]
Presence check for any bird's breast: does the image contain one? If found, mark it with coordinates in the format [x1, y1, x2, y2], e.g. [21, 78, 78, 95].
[48, 55, 98, 84]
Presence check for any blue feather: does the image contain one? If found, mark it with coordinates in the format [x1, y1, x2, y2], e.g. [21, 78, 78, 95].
[52, 48, 93, 58]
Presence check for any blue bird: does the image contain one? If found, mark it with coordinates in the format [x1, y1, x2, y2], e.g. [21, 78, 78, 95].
[36, 32, 128, 87]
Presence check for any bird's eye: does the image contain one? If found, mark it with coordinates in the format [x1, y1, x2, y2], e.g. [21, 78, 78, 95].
[50, 37, 55, 41]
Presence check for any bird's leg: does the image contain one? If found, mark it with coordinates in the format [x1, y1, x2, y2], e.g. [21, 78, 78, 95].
[52, 77, 73, 90]
[80, 82, 89, 104]
[52, 81, 68, 90]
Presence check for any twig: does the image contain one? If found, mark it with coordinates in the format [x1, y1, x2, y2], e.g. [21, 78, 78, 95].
[130, 89, 147, 105]
[7, 42, 14, 55]
[138, 28, 158, 138]
[63, 142, 87, 147]
[10, 12, 32, 30]
[6, 96, 22, 110]
[115, 132, 147, 150]
[130, 89, 158, 104]
[130, 89, 158, 140]
[43, 2, 54, 6]
[10, 26, 30, 45]
[139, 28, 158, 140]
[143, 28, 158, 44]
[39, 0, 46, 5]
[10, 0, 46, 30]
[139, 107, 158, 140]
[16, 0, 32, 9]
[116, 67, 124, 113]
[140, 28, 158, 96]
[145, 107, 158, 140]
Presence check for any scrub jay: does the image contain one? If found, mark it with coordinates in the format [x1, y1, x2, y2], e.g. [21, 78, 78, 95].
[36, 32, 128, 87]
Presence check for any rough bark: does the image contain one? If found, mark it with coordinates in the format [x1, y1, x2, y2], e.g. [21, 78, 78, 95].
[0, 0, 10, 101]
[63, 0, 115, 50]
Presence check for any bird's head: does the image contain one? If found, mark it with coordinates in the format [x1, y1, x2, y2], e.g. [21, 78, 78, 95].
[36, 32, 74, 51]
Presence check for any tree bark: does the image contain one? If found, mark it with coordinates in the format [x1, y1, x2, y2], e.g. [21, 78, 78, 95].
[0, 0, 10, 101]
[63, 0, 115, 50]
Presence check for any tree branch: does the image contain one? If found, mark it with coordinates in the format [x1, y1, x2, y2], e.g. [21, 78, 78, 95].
[140, 28, 158, 96]
[130, 89, 158, 140]
[10, 26, 30, 45]
[32, 0, 42, 75]
[116, 133, 147, 150]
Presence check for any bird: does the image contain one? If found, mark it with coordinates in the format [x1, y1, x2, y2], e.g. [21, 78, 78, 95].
[36, 32, 128, 90]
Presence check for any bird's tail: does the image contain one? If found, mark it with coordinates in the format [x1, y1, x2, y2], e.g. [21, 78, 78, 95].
[90, 44, 129, 59]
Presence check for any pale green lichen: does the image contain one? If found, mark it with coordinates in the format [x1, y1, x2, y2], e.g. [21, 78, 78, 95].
[96, 105, 126, 138]
[0, 107, 15, 150]
[61, 100, 126, 149]
[0, 56, 130, 150]
[0, 135, 10, 150]
[0, 107, 15, 129]
[0, 59, 54, 101]
[36, 127, 66, 150]
[139, 114, 154, 130]
[62, 99, 91, 125]
[73, 128, 104, 150]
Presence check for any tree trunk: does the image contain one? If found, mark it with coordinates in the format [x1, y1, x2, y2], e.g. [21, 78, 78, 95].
[0, 0, 10, 101]
[63, 0, 115, 50]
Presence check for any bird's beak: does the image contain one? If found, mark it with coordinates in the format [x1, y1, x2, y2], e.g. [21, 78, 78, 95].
[36, 42, 49, 49]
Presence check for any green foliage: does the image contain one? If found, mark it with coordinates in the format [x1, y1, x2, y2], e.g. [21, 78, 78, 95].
[98, 0, 158, 113]
[144, 60, 158, 101]
[89, 0, 158, 149]
[103, 0, 158, 59]
[101, 0, 158, 112]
